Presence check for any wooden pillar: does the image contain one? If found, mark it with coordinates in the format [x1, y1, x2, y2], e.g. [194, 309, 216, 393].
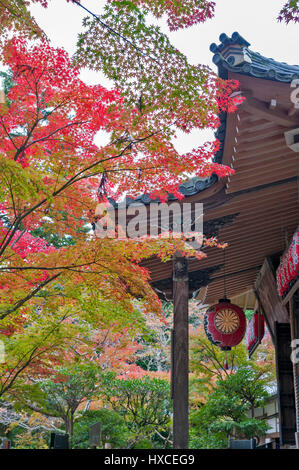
[172, 254, 189, 449]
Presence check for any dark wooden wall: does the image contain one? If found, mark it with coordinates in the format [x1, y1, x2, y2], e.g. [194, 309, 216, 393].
[275, 322, 296, 446]
[255, 258, 297, 446]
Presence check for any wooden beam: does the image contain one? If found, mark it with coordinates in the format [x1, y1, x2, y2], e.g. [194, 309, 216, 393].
[172, 254, 189, 449]
[238, 128, 284, 144]
[228, 170, 299, 193]
[233, 159, 297, 178]
[237, 135, 284, 153]
[288, 106, 299, 117]
[238, 121, 275, 135]
[241, 92, 298, 127]
[282, 279, 299, 306]
[243, 291, 249, 312]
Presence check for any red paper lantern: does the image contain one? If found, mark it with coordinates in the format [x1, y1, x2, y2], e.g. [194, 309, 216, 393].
[246, 311, 265, 355]
[204, 299, 246, 350]
[277, 229, 299, 297]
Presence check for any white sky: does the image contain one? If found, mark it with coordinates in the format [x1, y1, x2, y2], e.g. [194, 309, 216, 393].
[29, 0, 299, 152]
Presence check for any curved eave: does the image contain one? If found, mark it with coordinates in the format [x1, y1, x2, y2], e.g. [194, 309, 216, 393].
[214, 55, 299, 83]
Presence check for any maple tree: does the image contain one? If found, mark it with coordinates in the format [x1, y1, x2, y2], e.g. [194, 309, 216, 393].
[104, 0, 216, 32]
[0, 40, 168, 327]
[0, 1, 39, 37]
[0, 323, 151, 448]
[0, 3, 241, 444]
[0, 310, 77, 398]
[0, 4, 239, 331]
[0, 297, 149, 398]
[278, 0, 299, 23]
[15, 364, 104, 437]
[73, 1, 238, 195]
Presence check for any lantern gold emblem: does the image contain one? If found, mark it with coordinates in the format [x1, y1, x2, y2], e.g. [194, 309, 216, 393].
[214, 308, 240, 334]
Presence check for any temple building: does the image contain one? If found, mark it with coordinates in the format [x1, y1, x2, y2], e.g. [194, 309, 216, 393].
[106, 32, 299, 448]
[140, 32, 299, 448]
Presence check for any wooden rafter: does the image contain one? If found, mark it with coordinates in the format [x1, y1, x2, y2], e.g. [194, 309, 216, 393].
[241, 92, 299, 127]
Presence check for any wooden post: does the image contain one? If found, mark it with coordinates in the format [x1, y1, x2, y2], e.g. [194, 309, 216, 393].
[274, 322, 296, 446]
[172, 254, 189, 449]
[289, 294, 299, 447]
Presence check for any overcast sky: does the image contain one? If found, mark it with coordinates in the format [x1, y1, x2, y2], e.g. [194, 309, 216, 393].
[29, 0, 299, 152]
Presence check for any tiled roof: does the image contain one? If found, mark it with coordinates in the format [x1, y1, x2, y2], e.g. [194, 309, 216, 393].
[210, 32, 299, 165]
[112, 33, 299, 207]
[210, 31, 299, 83]
[109, 174, 218, 207]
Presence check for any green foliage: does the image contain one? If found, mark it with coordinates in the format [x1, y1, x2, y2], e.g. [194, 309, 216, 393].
[0, 309, 83, 398]
[0, 70, 14, 104]
[190, 323, 275, 404]
[134, 438, 152, 449]
[12, 429, 49, 449]
[74, 0, 219, 135]
[217, 366, 270, 408]
[30, 227, 76, 248]
[190, 366, 270, 448]
[0, 1, 45, 39]
[99, 373, 171, 447]
[13, 364, 103, 438]
[245, 309, 254, 321]
[189, 428, 227, 449]
[190, 329, 249, 400]
[71, 409, 129, 449]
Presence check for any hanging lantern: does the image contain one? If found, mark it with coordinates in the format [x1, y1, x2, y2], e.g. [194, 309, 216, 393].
[204, 298, 246, 351]
[246, 311, 265, 357]
[276, 229, 299, 298]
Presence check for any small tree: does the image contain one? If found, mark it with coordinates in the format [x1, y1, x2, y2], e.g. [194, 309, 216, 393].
[190, 366, 270, 448]
[189, 322, 275, 403]
[71, 409, 130, 449]
[99, 374, 172, 448]
[15, 364, 102, 438]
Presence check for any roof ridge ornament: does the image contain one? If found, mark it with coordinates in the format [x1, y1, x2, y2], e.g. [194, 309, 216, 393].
[210, 31, 251, 54]
[210, 32, 299, 83]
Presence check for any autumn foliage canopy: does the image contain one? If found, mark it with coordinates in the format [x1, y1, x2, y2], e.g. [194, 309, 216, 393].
[0, 0, 241, 396]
